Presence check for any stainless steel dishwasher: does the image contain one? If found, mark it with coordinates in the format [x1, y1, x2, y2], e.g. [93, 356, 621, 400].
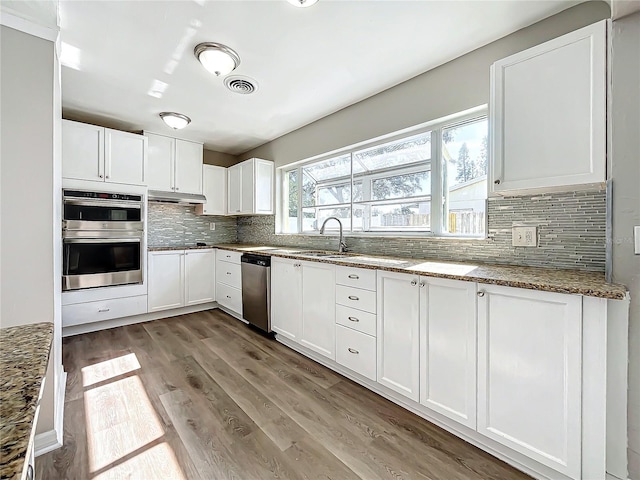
[240, 254, 271, 333]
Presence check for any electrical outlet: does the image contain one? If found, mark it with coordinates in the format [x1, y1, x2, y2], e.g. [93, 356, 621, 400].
[512, 226, 537, 247]
[635, 226, 640, 254]
[209, 222, 216, 231]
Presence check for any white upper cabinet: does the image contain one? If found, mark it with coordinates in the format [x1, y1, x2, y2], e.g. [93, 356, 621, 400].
[63, 120, 147, 186]
[145, 132, 203, 195]
[376, 270, 420, 402]
[490, 20, 606, 194]
[227, 158, 274, 215]
[477, 285, 582, 478]
[196, 165, 227, 216]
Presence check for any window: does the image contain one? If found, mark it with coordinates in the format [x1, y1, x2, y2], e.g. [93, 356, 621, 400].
[282, 109, 487, 236]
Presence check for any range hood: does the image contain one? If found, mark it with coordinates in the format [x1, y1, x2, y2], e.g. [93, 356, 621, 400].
[147, 190, 207, 205]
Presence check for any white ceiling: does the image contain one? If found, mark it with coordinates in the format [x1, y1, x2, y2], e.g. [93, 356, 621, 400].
[59, 0, 583, 155]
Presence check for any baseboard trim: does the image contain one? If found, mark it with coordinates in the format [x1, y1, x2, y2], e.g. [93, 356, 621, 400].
[55, 370, 67, 446]
[34, 430, 61, 457]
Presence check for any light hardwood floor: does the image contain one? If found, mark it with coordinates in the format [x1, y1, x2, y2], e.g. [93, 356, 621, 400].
[37, 310, 531, 480]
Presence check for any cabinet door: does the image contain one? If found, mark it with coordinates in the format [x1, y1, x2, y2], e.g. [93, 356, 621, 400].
[227, 164, 242, 214]
[300, 261, 335, 359]
[62, 120, 104, 182]
[240, 160, 254, 214]
[419, 277, 477, 428]
[174, 139, 203, 195]
[271, 257, 302, 341]
[148, 251, 184, 312]
[477, 285, 582, 478]
[105, 129, 147, 186]
[377, 270, 420, 401]
[254, 159, 274, 214]
[199, 165, 227, 215]
[490, 21, 605, 193]
[185, 250, 216, 305]
[146, 133, 175, 192]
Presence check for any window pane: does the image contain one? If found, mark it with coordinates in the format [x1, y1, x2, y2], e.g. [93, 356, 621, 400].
[286, 170, 298, 233]
[302, 154, 351, 183]
[302, 207, 351, 232]
[354, 201, 430, 231]
[371, 171, 430, 201]
[353, 131, 431, 174]
[317, 183, 351, 206]
[442, 118, 487, 235]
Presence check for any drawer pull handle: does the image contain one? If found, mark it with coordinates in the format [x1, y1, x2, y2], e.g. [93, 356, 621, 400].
[98, 308, 110, 313]
[348, 274, 359, 279]
[348, 316, 359, 322]
[494, 179, 501, 185]
[348, 295, 359, 301]
[348, 348, 359, 355]
[477, 291, 485, 297]
[226, 295, 231, 299]
[226, 272, 231, 275]
[226, 255, 231, 258]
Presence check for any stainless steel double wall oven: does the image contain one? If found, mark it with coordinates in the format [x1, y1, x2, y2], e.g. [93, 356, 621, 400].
[62, 189, 144, 291]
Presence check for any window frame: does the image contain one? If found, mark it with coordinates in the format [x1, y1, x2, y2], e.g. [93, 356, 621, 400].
[278, 106, 488, 238]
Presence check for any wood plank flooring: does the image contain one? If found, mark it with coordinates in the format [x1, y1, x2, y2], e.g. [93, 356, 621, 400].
[37, 310, 531, 480]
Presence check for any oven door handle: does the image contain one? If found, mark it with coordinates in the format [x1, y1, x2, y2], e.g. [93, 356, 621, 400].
[63, 199, 142, 209]
[63, 238, 142, 244]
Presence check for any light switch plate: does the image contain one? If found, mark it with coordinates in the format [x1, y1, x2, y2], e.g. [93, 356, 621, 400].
[512, 226, 537, 247]
[635, 226, 640, 254]
[209, 222, 216, 231]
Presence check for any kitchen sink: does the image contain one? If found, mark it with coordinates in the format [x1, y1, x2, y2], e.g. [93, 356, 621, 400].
[297, 250, 356, 258]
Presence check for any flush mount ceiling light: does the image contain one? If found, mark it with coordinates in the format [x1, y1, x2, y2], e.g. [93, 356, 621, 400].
[159, 112, 191, 130]
[287, 0, 319, 7]
[194, 42, 241, 77]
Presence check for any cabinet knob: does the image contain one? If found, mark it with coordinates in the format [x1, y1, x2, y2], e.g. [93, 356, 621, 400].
[99, 174, 103, 179]
[477, 290, 485, 297]
[26, 465, 34, 480]
[411, 280, 417, 286]
[175, 187, 179, 191]
[494, 179, 501, 185]
[348, 348, 359, 355]
[105, 175, 110, 179]
[419, 281, 425, 288]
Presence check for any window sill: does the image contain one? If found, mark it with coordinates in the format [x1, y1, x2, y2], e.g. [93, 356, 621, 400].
[274, 232, 489, 241]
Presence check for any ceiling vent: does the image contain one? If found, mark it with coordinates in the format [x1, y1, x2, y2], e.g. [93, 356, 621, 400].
[224, 76, 258, 95]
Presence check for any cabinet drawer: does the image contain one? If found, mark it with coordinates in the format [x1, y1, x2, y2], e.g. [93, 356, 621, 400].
[336, 304, 376, 337]
[336, 285, 376, 314]
[216, 260, 242, 288]
[336, 325, 376, 381]
[217, 250, 241, 264]
[336, 265, 376, 291]
[216, 282, 243, 315]
[62, 295, 147, 327]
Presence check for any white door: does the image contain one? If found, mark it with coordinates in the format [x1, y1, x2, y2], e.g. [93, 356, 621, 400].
[200, 165, 227, 215]
[105, 129, 146, 186]
[185, 250, 216, 305]
[148, 251, 184, 312]
[300, 261, 335, 359]
[376, 270, 420, 401]
[175, 139, 203, 195]
[227, 164, 241, 214]
[490, 21, 606, 193]
[419, 277, 477, 428]
[240, 160, 254, 214]
[477, 285, 582, 478]
[254, 159, 274, 214]
[271, 257, 302, 341]
[62, 120, 104, 182]
[146, 133, 174, 192]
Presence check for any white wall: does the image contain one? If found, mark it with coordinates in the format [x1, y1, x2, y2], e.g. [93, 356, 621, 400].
[239, 2, 610, 167]
[610, 12, 640, 479]
[0, 25, 58, 435]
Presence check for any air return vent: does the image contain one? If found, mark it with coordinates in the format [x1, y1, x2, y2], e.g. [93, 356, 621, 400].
[224, 75, 258, 95]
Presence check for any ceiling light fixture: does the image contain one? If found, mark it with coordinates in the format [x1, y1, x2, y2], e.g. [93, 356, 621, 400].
[287, 0, 319, 7]
[194, 42, 240, 77]
[159, 112, 191, 130]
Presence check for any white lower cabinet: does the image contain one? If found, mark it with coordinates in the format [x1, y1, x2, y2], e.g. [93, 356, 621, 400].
[376, 270, 420, 402]
[477, 284, 582, 478]
[215, 254, 242, 316]
[420, 277, 477, 429]
[148, 249, 215, 313]
[336, 325, 376, 381]
[271, 258, 302, 341]
[300, 261, 336, 359]
[62, 295, 147, 327]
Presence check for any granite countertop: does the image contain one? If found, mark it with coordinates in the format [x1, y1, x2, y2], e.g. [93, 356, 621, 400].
[212, 244, 628, 300]
[1, 322, 54, 480]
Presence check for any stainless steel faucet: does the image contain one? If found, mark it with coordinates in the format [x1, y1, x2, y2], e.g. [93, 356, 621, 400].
[319, 216, 348, 253]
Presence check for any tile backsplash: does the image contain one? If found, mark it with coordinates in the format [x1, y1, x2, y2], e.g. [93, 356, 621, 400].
[148, 203, 237, 247]
[237, 189, 607, 272]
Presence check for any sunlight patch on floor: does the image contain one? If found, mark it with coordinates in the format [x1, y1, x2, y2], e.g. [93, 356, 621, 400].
[84, 374, 163, 472]
[92, 442, 185, 480]
[81, 352, 141, 387]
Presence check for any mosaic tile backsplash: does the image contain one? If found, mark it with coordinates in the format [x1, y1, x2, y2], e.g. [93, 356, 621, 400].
[237, 189, 607, 272]
[148, 203, 237, 247]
